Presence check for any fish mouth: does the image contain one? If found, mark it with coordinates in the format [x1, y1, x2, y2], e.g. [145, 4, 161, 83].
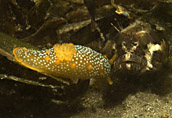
[113, 54, 147, 72]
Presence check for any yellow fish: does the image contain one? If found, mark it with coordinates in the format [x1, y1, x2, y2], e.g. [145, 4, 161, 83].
[13, 43, 112, 85]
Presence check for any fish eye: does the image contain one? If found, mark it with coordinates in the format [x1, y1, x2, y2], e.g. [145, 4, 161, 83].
[133, 42, 138, 46]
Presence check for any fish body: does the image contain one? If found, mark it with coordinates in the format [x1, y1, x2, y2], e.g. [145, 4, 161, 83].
[13, 43, 111, 84]
[113, 20, 168, 74]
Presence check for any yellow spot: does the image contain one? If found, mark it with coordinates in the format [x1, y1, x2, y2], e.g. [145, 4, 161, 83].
[87, 47, 91, 50]
[161, 113, 169, 118]
[106, 77, 113, 85]
[109, 53, 117, 65]
[45, 56, 50, 61]
[99, 72, 104, 76]
[53, 43, 76, 61]
[88, 65, 92, 70]
[71, 63, 76, 69]
[104, 55, 107, 58]
[23, 48, 27, 51]
[69, 43, 73, 46]
[46, 50, 50, 54]
[56, 59, 60, 65]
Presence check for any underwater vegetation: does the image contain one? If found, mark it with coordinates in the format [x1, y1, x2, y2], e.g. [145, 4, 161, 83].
[0, 0, 172, 117]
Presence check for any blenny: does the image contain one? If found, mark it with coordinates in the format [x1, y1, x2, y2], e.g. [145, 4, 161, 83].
[13, 43, 112, 85]
[112, 20, 168, 74]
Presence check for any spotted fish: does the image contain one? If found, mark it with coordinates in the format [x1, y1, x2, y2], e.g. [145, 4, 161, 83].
[13, 43, 112, 85]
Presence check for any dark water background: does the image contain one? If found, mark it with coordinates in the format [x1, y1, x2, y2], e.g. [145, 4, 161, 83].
[0, 0, 172, 117]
